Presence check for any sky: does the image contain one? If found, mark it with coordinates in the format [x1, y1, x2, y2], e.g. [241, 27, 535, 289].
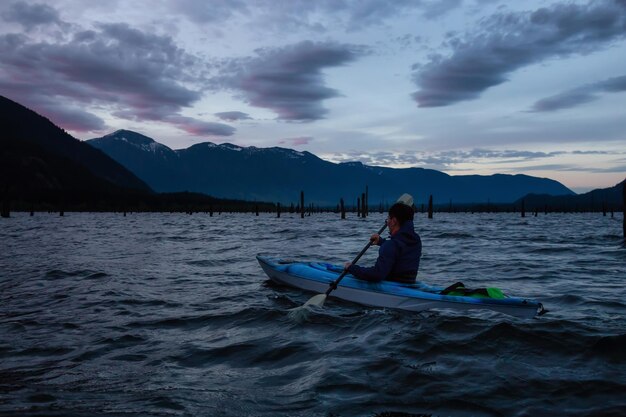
[0, 0, 625, 193]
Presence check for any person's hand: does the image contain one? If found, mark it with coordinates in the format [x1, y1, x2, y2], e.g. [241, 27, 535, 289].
[370, 233, 381, 245]
[344, 262, 352, 271]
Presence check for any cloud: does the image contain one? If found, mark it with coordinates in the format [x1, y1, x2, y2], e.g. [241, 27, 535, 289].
[510, 163, 626, 173]
[279, 136, 314, 146]
[530, 89, 598, 112]
[530, 75, 626, 112]
[1, 1, 63, 30]
[422, 0, 463, 19]
[0, 19, 227, 134]
[214, 41, 366, 121]
[215, 111, 252, 121]
[173, 0, 247, 24]
[504, 164, 579, 172]
[170, 1, 461, 32]
[167, 116, 235, 136]
[571, 150, 612, 155]
[329, 148, 590, 170]
[588, 164, 626, 173]
[412, 0, 626, 107]
[36, 98, 107, 132]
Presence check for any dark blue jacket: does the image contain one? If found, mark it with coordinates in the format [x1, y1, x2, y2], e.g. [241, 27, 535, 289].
[348, 220, 422, 283]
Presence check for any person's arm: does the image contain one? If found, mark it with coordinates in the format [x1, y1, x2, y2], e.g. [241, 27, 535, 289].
[347, 241, 397, 282]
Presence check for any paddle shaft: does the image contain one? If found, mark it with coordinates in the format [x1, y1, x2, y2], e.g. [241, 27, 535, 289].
[325, 223, 388, 296]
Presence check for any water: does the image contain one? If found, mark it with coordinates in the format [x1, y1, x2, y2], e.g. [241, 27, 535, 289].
[1, 212, 625, 417]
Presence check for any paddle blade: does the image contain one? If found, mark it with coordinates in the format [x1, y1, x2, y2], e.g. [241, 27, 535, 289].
[287, 294, 327, 322]
[304, 293, 327, 308]
[397, 193, 413, 206]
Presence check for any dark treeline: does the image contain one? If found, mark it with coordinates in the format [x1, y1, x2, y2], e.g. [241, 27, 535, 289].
[1, 190, 274, 214]
[422, 201, 625, 214]
[3, 190, 625, 216]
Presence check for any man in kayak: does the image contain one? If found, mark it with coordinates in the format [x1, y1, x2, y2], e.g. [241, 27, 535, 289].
[344, 202, 422, 283]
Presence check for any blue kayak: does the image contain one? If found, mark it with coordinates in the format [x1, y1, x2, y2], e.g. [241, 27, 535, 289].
[257, 255, 546, 318]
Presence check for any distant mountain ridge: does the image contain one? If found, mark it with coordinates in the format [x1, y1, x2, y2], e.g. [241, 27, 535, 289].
[516, 180, 625, 211]
[0, 95, 274, 212]
[88, 130, 575, 206]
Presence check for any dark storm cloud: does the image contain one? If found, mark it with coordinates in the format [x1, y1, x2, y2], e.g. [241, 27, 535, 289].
[412, 0, 626, 107]
[214, 111, 252, 121]
[214, 41, 366, 121]
[1, 1, 62, 29]
[0, 21, 232, 135]
[531, 75, 626, 112]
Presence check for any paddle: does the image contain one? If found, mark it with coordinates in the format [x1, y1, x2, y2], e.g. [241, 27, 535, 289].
[289, 193, 413, 316]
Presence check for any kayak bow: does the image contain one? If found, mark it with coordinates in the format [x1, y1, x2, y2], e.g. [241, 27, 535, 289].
[257, 255, 546, 319]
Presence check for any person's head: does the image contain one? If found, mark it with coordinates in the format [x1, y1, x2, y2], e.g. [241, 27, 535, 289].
[387, 202, 414, 234]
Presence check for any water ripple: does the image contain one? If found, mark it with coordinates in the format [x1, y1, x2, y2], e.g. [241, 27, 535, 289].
[1, 212, 625, 416]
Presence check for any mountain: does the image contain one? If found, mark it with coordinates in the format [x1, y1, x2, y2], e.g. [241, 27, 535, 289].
[517, 180, 625, 212]
[0, 95, 151, 201]
[85, 130, 183, 191]
[0, 96, 274, 212]
[88, 130, 575, 206]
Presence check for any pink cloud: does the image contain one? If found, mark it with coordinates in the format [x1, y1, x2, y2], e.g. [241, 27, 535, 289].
[279, 136, 313, 146]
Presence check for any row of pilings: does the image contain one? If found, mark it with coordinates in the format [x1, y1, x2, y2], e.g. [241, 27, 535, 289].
[2, 186, 626, 240]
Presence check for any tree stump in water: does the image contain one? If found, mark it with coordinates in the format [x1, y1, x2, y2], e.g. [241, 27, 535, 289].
[428, 195, 433, 219]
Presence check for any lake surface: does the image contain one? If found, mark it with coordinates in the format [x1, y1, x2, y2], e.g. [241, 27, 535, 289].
[1, 212, 625, 416]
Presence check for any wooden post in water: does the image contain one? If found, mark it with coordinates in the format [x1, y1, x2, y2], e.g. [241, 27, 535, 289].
[361, 192, 366, 218]
[521, 199, 525, 217]
[428, 195, 433, 219]
[300, 191, 304, 219]
[357, 197, 361, 218]
[603, 201, 607, 217]
[277, 202, 281, 218]
[255, 205, 259, 216]
[363, 185, 370, 217]
[340, 198, 345, 219]
[622, 180, 625, 240]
